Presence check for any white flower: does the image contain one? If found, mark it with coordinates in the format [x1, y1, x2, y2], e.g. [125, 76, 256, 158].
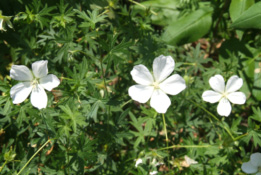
[202, 74, 246, 117]
[0, 11, 13, 32]
[242, 153, 261, 175]
[184, 155, 198, 166]
[149, 171, 158, 175]
[10, 60, 60, 109]
[128, 55, 186, 113]
[135, 158, 143, 167]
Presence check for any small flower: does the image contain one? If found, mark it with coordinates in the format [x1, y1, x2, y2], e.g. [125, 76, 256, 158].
[202, 74, 246, 116]
[149, 171, 158, 175]
[242, 153, 261, 174]
[128, 55, 186, 113]
[0, 11, 13, 32]
[135, 158, 143, 167]
[10, 60, 60, 109]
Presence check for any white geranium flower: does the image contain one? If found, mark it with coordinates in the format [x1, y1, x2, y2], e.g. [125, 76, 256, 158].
[149, 171, 158, 175]
[10, 60, 60, 109]
[135, 158, 143, 167]
[202, 74, 246, 117]
[0, 11, 13, 32]
[128, 55, 186, 113]
[242, 153, 261, 175]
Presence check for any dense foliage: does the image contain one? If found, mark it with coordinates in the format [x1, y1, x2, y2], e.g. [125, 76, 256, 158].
[0, 0, 261, 174]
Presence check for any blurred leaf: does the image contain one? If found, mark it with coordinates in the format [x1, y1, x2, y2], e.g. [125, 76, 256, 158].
[231, 2, 261, 29]
[162, 7, 213, 45]
[229, 0, 255, 22]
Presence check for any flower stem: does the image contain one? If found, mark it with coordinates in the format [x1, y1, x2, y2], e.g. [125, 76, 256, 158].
[162, 113, 169, 143]
[128, 0, 157, 15]
[158, 144, 212, 151]
[17, 139, 51, 175]
[0, 161, 7, 174]
[162, 113, 169, 166]
[120, 99, 132, 108]
[189, 100, 219, 122]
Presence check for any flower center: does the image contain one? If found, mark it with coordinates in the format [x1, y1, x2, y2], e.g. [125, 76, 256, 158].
[31, 78, 39, 88]
[152, 82, 160, 89]
[222, 91, 229, 99]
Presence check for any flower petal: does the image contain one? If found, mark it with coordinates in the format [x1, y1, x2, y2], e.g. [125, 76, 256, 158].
[217, 98, 231, 117]
[30, 85, 48, 109]
[131, 65, 154, 85]
[128, 85, 154, 103]
[159, 74, 186, 95]
[149, 171, 158, 175]
[10, 82, 32, 104]
[32, 60, 48, 78]
[209, 74, 225, 93]
[225, 75, 243, 93]
[150, 89, 171, 113]
[250, 152, 261, 167]
[153, 55, 175, 82]
[10, 65, 33, 81]
[135, 158, 143, 167]
[40, 74, 60, 91]
[227, 92, 246, 105]
[241, 161, 258, 174]
[202, 90, 222, 103]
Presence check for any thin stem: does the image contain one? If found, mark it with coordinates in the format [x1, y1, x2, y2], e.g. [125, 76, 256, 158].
[190, 100, 219, 122]
[221, 124, 235, 140]
[100, 60, 109, 97]
[17, 139, 51, 175]
[162, 113, 169, 143]
[190, 100, 237, 141]
[0, 161, 7, 174]
[234, 133, 248, 141]
[60, 77, 73, 81]
[120, 99, 132, 108]
[158, 144, 212, 151]
[128, 0, 157, 15]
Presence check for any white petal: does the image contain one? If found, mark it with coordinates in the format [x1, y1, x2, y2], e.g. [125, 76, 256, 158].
[217, 98, 231, 117]
[227, 92, 246, 105]
[241, 161, 258, 174]
[185, 155, 198, 165]
[30, 85, 48, 109]
[250, 153, 261, 167]
[153, 55, 175, 82]
[149, 171, 158, 175]
[159, 74, 186, 95]
[40, 74, 60, 91]
[0, 19, 4, 31]
[135, 158, 142, 167]
[128, 85, 154, 103]
[10, 65, 33, 81]
[225, 75, 243, 93]
[10, 82, 32, 104]
[209, 75, 225, 93]
[202, 90, 222, 103]
[150, 89, 171, 113]
[32, 60, 48, 78]
[130, 65, 154, 85]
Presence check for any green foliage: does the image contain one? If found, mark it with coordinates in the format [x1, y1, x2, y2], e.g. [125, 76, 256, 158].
[0, 0, 260, 174]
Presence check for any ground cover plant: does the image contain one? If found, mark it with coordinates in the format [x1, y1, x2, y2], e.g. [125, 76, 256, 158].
[0, 0, 261, 174]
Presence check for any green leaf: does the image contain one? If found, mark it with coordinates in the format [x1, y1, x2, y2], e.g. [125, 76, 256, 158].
[229, 0, 255, 22]
[162, 7, 213, 45]
[250, 107, 261, 122]
[231, 2, 261, 29]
